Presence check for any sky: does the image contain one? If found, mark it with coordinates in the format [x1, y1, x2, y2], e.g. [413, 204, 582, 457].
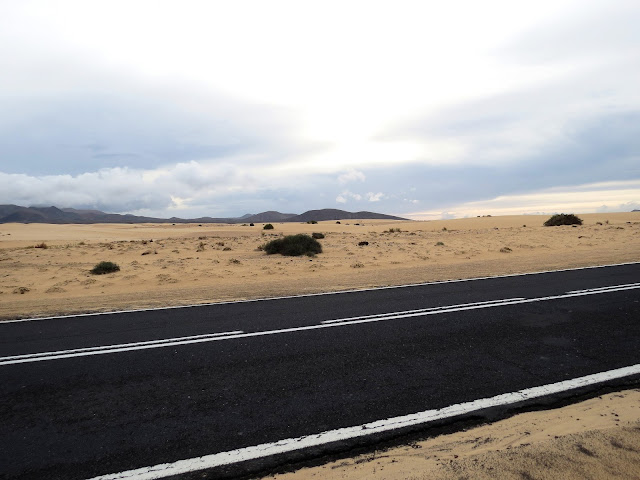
[0, 0, 639, 220]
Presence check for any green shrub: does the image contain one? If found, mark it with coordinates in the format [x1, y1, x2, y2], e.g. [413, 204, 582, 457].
[306, 220, 318, 224]
[263, 223, 274, 230]
[543, 214, 583, 226]
[90, 261, 120, 275]
[311, 232, 325, 239]
[264, 234, 322, 256]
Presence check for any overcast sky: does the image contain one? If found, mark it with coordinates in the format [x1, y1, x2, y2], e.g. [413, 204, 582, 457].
[1, 0, 638, 219]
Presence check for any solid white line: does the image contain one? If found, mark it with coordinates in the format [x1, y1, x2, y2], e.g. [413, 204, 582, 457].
[2, 261, 638, 324]
[87, 363, 640, 480]
[3, 283, 639, 366]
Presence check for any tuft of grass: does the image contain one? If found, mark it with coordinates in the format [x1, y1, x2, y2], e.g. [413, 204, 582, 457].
[500, 247, 512, 253]
[90, 261, 120, 275]
[306, 220, 318, 224]
[263, 223, 274, 230]
[264, 234, 322, 257]
[386, 227, 401, 233]
[312, 232, 325, 239]
[543, 213, 583, 226]
[351, 262, 364, 268]
[435, 241, 445, 246]
[34, 242, 48, 249]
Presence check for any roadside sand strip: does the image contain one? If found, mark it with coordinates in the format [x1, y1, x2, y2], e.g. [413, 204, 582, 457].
[262, 389, 640, 480]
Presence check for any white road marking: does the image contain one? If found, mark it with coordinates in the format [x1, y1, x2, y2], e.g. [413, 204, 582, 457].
[2, 261, 638, 324]
[322, 298, 526, 324]
[87, 363, 640, 480]
[0, 331, 243, 363]
[566, 282, 640, 294]
[3, 282, 639, 366]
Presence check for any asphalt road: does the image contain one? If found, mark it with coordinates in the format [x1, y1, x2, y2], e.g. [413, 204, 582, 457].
[1, 263, 639, 479]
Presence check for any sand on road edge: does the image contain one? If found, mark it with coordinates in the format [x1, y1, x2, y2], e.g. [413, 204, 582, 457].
[262, 389, 640, 480]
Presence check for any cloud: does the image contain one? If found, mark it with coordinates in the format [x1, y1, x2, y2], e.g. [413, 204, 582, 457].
[366, 192, 385, 202]
[335, 191, 362, 204]
[338, 169, 366, 184]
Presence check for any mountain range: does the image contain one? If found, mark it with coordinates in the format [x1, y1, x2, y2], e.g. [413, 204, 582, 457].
[0, 205, 408, 224]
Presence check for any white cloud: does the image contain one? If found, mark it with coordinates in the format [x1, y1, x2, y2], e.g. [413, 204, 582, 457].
[366, 192, 385, 202]
[338, 169, 366, 185]
[335, 191, 362, 204]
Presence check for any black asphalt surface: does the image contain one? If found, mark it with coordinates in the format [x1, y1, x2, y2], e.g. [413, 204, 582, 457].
[1, 263, 639, 479]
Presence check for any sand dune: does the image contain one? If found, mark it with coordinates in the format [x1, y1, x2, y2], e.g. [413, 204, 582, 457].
[0, 212, 638, 320]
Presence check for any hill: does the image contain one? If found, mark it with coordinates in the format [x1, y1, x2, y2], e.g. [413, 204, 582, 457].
[0, 205, 408, 224]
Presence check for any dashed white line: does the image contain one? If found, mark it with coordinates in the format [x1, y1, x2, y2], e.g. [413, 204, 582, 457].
[566, 282, 640, 294]
[86, 363, 640, 480]
[322, 298, 526, 324]
[0, 331, 242, 365]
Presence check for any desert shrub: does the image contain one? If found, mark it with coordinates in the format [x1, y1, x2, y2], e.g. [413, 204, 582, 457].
[307, 220, 318, 224]
[263, 223, 274, 230]
[386, 228, 401, 233]
[312, 232, 325, 239]
[264, 234, 322, 256]
[34, 242, 48, 249]
[91, 261, 120, 275]
[336, 221, 341, 224]
[500, 247, 512, 253]
[435, 241, 445, 246]
[250, 223, 255, 226]
[543, 214, 583, 226]
[358, 241, 369, 246]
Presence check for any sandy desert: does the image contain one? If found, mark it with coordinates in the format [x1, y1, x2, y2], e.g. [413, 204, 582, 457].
[1, 212, 639, 479]
[0, 212, 638, 321]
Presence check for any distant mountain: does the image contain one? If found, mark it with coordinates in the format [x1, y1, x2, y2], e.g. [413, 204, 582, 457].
[0, 204, 408, 224]
[288, 209, 406, 222]
[241, 211, 298, 223]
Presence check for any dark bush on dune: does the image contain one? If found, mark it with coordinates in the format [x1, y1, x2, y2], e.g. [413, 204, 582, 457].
[263, 223, 274, 230]
[543, 213, 583, 226]
[311, 232, 325, 239]
[91, 261, 120, 275]
[264, 234, 322, 256]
